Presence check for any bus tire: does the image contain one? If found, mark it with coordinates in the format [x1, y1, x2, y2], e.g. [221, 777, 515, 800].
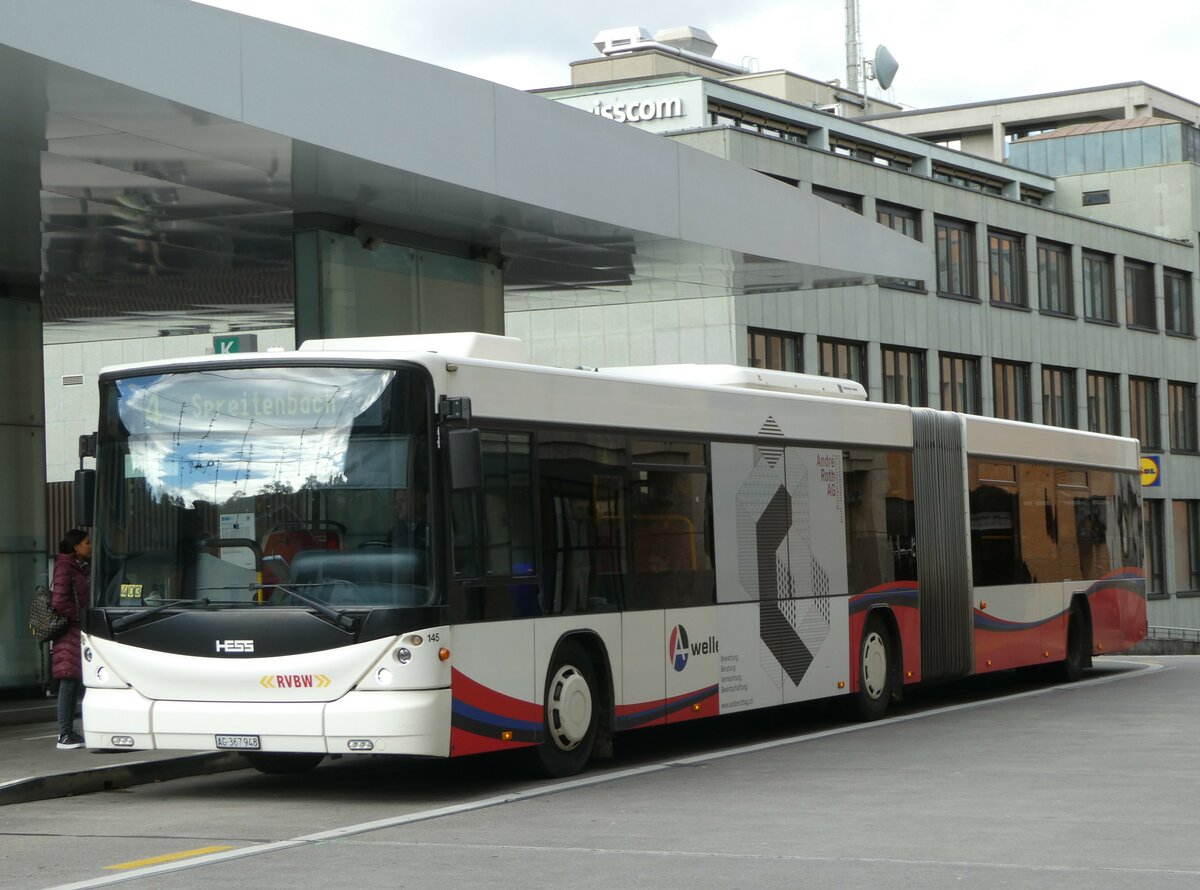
[1058, 605, 1088, 683]
[245, 752, 325, 775]
[536, 639, 598, 778]
[853, 614, 894, 721]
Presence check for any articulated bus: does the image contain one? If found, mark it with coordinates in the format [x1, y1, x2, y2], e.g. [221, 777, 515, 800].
[77, 333, 1147, 776]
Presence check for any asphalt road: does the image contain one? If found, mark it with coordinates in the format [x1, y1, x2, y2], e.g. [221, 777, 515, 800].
[4, 656, 1199, 889]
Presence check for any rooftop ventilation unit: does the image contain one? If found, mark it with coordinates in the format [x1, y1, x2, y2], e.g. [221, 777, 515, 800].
[592, 26, 745, 74]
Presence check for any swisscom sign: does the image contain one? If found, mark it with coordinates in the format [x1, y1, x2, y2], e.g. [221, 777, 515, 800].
[551, 82, 705, 133]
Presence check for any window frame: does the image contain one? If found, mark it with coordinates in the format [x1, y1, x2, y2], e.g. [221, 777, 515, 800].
[748, 328, 802, 373]
[1041, 365, 1078, 429]
[1145, 499, 1166, 598]
[992, 359, 1032, 422]
[812, 186, 862, 214]
[1082, 250, 1116, 324]
[818, 337, 867, 386]
[1124, 258, 1157, 332]
[1130, 376, 1162, 451]
[1172, 499, 1200, 594]
[988, 229, 1027, 308]
[1086, 371, 1120, 435]
[1036, 239, 1074, 316]
[935, 216, 976, 300]
[1165, 268, 1194, 336]
[940, 352, 982, 414]
[881, 344, 927, 407]
[1168, 381, 1198, 453]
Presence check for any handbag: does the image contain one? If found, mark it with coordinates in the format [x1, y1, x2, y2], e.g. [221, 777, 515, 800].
[28, 584, 69, 643]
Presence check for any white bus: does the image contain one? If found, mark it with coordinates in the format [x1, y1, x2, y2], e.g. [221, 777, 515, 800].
[77, 333, 1147, 776]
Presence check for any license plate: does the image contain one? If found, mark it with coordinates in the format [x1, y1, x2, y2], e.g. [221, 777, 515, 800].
[215, 734, 260, 750]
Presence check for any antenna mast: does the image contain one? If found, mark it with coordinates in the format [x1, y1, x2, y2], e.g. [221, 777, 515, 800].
[845, 0, 863, 94]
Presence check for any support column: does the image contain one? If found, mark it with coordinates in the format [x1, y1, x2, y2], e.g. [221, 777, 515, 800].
[0, 52, 49, 688]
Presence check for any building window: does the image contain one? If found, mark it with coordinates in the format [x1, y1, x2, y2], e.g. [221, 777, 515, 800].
[882, 345, 926, 406]
[935, 217, 975, 299]
[812, 186, 862, 214]
[1082, 251, 1115, 323]
[1086, 371, 1120, 435]
[988, 229, 1026, 307]
[876, 203, 923, 290]
[1130, 376, 1161, 450]
[940, 352, 981, 414]
[992, 360, 1031, 421]
[1041, 366, 1077, 428]
[1082, 189, 1111, 206]
[876, 202, 920, 240]
[1037, 240, 1073, 316]
[749, 328, 802, 372]
[1145, 500, 1165, 596]
[1124, 259, 1156, 331]
[819, 337, 866, 385]
[1165, 268, 1194, 336]
[1172, 500, 1200, 593]
[1169, 381, 1198, 453]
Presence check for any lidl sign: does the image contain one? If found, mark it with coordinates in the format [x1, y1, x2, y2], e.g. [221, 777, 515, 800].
[1140, 455, 1161, 487]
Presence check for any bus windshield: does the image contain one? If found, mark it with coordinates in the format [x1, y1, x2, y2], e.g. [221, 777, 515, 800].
[93, 364, 435, 612]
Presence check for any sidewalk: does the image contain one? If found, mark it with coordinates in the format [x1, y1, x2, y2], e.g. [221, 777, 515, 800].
[0, 695, 246, 806]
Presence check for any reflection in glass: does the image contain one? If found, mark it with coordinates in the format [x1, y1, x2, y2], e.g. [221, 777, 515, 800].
[94, 366, 434, 610]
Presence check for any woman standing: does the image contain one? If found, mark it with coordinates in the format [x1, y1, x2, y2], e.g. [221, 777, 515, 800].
[52, 529, 91, 749]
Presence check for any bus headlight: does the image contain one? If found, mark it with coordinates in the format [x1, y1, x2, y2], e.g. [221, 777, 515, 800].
[394, 647, 412, 665]
[375, 668, 393, 685]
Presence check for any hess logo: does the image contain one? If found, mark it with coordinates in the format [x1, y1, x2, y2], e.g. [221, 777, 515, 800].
[667, 624, 719, 672]
[215, 639, 254, 654]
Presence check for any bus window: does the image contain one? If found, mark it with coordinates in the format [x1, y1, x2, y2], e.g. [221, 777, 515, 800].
[844, 449, 917, 594]
[628, 467, 714, 609]
[538, 431, 627, 614]
[969, 460, 1028, 586]
[1018, 463, 1059, 584]
[480, 432, 535, 577]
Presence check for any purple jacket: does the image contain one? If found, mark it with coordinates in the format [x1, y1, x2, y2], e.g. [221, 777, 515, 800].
[51, 553, 90, 681]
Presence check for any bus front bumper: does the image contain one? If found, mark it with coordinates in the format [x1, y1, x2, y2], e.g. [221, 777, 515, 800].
[82, 687, 452, 757]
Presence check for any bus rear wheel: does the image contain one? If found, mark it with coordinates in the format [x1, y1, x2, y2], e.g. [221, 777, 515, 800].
[1058, 605, 1089, 683]
[853, 614, 894, 721]
[245, 752, 325, 775]
[536, 640, 598, 778]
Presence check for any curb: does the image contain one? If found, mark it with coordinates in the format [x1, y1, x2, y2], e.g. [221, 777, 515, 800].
[0, 702, 56, 728]
[0, 752, 248, 806]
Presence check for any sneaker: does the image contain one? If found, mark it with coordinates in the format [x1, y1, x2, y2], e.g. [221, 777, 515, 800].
[56, 732, 85, 750]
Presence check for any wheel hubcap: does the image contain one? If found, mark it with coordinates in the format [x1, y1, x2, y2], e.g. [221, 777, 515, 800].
[862, 631, 887, 700]
[547, 664, 592, 751]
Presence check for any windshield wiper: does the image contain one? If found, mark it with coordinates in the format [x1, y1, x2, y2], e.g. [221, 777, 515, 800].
[266, 584, 360, 633]
[111, 596, 214, 632]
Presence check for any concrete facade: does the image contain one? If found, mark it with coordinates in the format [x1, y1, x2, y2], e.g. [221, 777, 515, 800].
[535, 44, 1200, 630]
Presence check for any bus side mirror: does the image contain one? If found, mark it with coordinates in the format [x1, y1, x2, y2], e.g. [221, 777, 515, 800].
[447, 428, 483, 491]
[74, 468, 96, 528]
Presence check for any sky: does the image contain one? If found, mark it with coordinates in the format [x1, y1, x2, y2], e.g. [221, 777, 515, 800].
[193, 0, 1200, 110]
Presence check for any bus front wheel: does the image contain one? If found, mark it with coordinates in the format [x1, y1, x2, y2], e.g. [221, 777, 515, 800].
[853, 614, 895, 721]
[536, 640, 598, 778]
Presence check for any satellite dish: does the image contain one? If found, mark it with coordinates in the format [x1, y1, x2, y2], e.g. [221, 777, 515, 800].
[872, 44, 899, 90]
